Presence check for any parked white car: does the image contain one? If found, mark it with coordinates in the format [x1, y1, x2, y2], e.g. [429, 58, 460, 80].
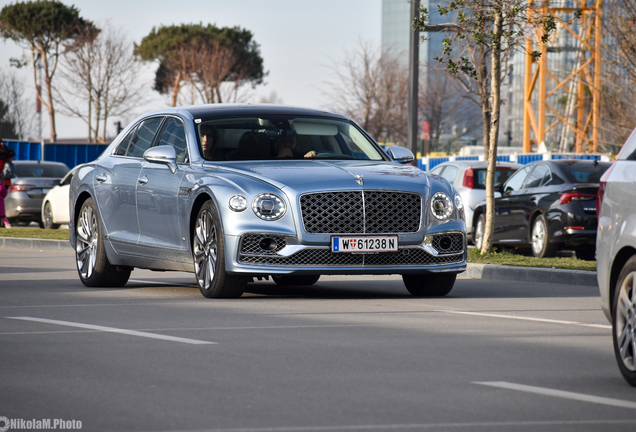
[597, 128, 636, 387]
[41, 167, 77, 229]
[429, 160, 521, 243]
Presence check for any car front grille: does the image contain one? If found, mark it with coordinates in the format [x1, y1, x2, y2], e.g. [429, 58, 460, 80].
[299, 191, 422, 234]
[237, 232, 464, 267]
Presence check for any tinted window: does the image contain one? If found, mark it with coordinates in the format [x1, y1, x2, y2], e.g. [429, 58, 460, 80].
[475, 167, 517, 189]
[157, 118, 188, 163]
[14, 163, 69, 178]
[429, 166, 444, 175]
[524, 165, 550, 188]
[439, 165, 459, 183]
[503, 166, 532, 192]
[114, 125, 138, 156]
[128, 117, 163, 158]
[559, 162, 611, 183]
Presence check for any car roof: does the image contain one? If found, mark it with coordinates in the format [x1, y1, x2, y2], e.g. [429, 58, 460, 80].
[142, 103, 348, 121]
[12, 160, 69, 167]
[431, 160, 522, 169]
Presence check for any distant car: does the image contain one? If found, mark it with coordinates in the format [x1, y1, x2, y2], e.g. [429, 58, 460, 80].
[429, 160, 521, 243]
[472, 159, 611, 258]
[68, 104, 467, 298]
[597, 129, 636, 387]
[3, 160, 69, 227]
[41, 167, 78, 229]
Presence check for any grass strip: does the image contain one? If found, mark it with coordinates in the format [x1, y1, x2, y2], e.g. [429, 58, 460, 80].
[0, 228, 70, 240]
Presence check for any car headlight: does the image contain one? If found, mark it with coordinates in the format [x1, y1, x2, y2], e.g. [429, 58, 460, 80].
[430, 192, 453, 220]
[252, 193, 286, 221]
[228, 194, 248, 212]
[454, 194, 464, 211]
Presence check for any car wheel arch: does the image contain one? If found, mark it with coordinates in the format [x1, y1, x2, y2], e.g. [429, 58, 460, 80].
[73, 191, 93, 230]
[189, 192, 217, 251]
[609, 247, 636, 319]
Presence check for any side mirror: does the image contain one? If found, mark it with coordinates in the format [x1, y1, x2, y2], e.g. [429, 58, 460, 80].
[144, 145, 178, 174]
[386, 145, 415, 164]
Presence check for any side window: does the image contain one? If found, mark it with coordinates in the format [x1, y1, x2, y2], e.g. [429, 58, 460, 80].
[524, 165, 549, 189]
[128, 117, 164, 158]
[503, 166, 532, 192]
[439, 165, 459, 184]
[114, 125, 137, 156]
[157, 118, 188, 163]
[430, 166, 445, 176]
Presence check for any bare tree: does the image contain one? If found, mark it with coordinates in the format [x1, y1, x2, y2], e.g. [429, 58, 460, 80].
[419, 67, 482, 152]
[0, 68, 36, 140]
[55, 23, 149, 142]
[326, 42, 409, 145]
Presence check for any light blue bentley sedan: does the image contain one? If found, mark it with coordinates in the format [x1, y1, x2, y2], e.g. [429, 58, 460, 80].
[69, 104, 466, 298]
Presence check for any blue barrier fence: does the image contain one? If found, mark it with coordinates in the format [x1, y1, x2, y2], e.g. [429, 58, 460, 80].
[3, 141, 108, 170]
[419, 152, 610, 171]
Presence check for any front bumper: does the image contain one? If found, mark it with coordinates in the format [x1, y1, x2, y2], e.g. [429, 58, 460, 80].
[225, 231, 467, 276]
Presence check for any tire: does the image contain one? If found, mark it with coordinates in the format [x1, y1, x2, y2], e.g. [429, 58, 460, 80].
[75, 198, 131, 287]
[612, 256, 636, 386]
[42, 202, 60, 229]
[531, 214, 556, 258]
[193, 201, 246, 298]
[272, 275, 320, 286]
[402, 273, 457, 297]
[473, 214, 485, 250]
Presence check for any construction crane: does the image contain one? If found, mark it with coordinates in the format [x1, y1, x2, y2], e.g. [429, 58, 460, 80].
[523, 0, 602, 153]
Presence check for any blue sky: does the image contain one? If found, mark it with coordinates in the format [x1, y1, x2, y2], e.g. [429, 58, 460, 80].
[0, 0, 383, 139]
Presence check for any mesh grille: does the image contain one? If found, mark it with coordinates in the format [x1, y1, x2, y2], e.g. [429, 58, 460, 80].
[239, 234, 288, 255]
[431, 233, 464, 254]
[300, 191, 421, 234]
[237, 233, 465, 267]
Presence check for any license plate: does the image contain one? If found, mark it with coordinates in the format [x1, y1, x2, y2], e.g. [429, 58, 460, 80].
[331, 236, 398, 253]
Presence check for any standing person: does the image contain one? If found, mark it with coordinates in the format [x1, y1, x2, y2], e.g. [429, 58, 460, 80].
[0, 142, 15, 189]
[0, 173, 10, 228]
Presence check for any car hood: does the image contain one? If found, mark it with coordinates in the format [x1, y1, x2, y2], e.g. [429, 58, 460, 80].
[216, 160, 430, 194]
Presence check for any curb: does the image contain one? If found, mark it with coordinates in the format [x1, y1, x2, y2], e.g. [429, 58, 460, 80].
[0, 237, 597, 287]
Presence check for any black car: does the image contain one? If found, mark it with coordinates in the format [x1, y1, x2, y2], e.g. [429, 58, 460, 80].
[471, 159, 611, 258]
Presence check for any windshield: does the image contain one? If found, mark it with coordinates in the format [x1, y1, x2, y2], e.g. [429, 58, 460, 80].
[14, 163, 69, 178]
[195, 116, 386, 162]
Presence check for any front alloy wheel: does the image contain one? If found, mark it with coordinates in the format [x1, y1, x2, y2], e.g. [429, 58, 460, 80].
[43, 202, 60, 229]
[613, 256, 636, 386]
[473, 214, 485, 250]
[193, 201, 246, 298]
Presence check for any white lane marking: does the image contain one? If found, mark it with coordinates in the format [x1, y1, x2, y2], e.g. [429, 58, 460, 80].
[437, 310, 612, 329]
[474, 381, 636, 410]
[7, 317, 216, 345]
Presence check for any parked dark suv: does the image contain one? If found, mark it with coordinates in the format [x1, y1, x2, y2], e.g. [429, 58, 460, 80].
[3, 161, 69, 226]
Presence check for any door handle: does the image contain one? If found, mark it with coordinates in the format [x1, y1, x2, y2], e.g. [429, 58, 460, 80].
[95, 174, 107, 183]
[138, 176, 149, 185]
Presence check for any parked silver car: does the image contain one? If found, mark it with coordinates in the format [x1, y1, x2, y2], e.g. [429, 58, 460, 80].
[597, 129, 636, 386]
[3, 160, 69, 226]
[429, 160, 521, 242]
[69, 104, 467, 298]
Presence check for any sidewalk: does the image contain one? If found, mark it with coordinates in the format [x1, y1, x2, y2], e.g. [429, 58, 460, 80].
[0, 236, 598, 287]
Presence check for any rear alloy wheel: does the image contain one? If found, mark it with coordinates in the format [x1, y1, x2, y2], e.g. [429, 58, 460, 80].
[473, 214, 485, 250]
[612, 256, 636, 386]
[76, 198, 130, 287]
[531, 214, 555, 258]
[193, 201, 246, 298]
[402, 273, 457, 297]
[42, 202, 60, 229]
[272, 275, 320, 286]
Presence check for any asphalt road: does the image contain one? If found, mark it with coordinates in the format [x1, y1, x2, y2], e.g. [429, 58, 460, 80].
[1, 247, 634, 432]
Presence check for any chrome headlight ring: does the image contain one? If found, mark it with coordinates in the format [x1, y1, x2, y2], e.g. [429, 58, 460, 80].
[228, 194, 248, 212]
[430, 192, 454, 220]
[454, 194, 464, 211]
[252, 193, 286, 221]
